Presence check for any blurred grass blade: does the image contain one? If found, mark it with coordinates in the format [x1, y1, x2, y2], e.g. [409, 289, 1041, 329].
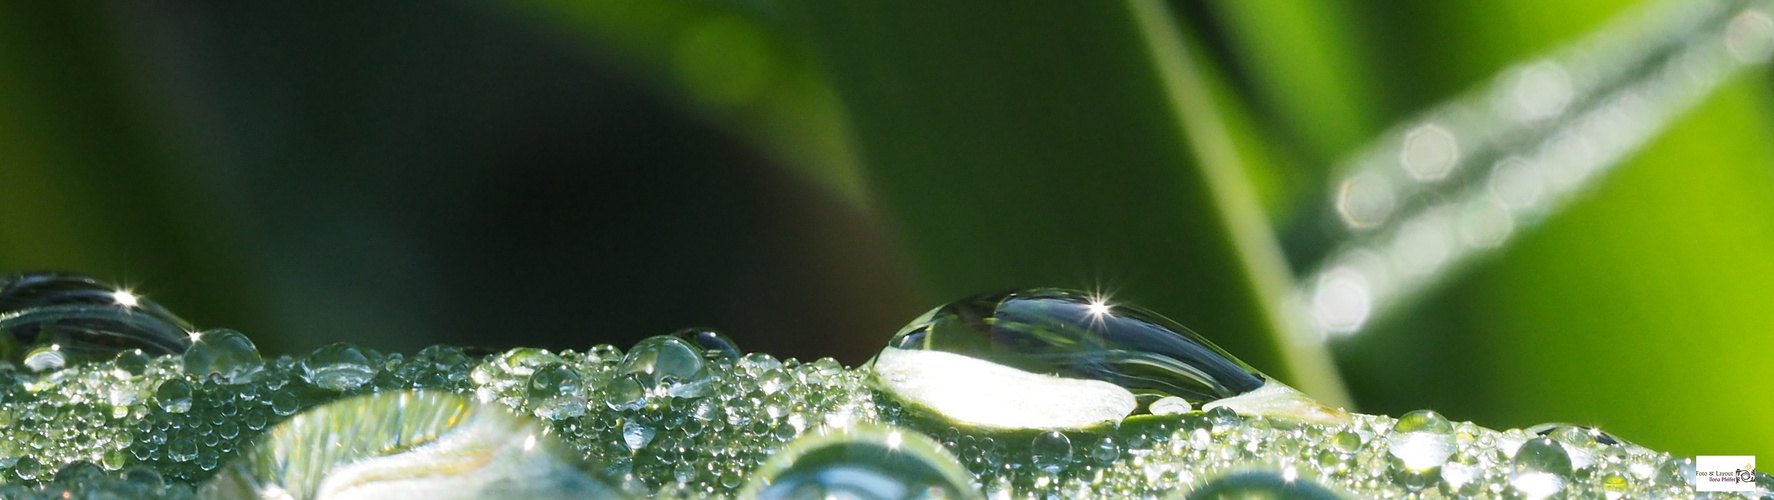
[783, 0, 1348, 404]
[0, 2, 263, 331]
[1293, 0, 1774, 336]
[512, 0, 866, 205]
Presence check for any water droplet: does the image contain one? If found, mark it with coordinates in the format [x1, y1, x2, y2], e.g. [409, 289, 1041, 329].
[1525, 422, 1620, 446]
[1030, 431, 1072, 473]
[0, 272, 193, 369]
[271, 391, 300, 416]
[22, 344, 65, 372]
[1387, 410, 1455, 471]
[1149, 396, 1193, 416]
[604, 376, 646, 411]
[619, 336, 711, 398]
[154, 379, 193, 414]
[205, 391, 629, 499]
[875, 289, 1335, 430]
[622, 420, 654, 452]
[1652, 456, 1695, 488]
[183, 329, 263, 385]
[1185, 470, 1343, 500]
[526, 362, 586, 420]
[739, 425, 982, 500]
[1510, 437, 1572, 499]
[671, 328, 742, 361]
[301, 343, 378, 392]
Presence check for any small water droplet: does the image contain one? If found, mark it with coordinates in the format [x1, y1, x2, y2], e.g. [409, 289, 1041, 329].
[301, 343, 378, 392]
[1185, 470, 1342, 500]
[1030, 431, 1073, 473]
[22, 344, 65, 372]
[1387, 410, 1455, 471]
[622, 420, 655, 452]
[526, 362, 586, 420]
[183, 329, 263, 384]
[1510, 437, 1572, 499]
[154, 379, 193, 414]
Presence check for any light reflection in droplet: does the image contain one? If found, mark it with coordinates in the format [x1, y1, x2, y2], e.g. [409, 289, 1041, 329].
[1458, 197, 1514, 248]
[1399, 124, 1460, 181]
[1296, 0, 1774, 341]
[1504, 61, 1575, 122]
[1727, 9, 1774, 63]
[1309, 267, 1371, 335]
[1390, 211, 1454, 277]
[1489, 157, 1545, 210]
[1336, 172, 1397, 228]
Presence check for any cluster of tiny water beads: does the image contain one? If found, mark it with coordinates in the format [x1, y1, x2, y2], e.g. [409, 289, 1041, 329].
[0, 279, 1769, 499]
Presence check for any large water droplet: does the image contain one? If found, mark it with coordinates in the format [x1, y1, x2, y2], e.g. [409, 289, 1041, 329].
[739, 425, 982, 500]
[300, 343, 378, 392]
[204, 391, 630, 500]
[0, 272, 194, 370]
[183, 329, 263, 384]
[619, 336, 711, 398]
[872, 289, 1342, 429]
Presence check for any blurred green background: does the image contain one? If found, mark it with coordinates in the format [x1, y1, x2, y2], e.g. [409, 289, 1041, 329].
[0, 0, 1768, 458]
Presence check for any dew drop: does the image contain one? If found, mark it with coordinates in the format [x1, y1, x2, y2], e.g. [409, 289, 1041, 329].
[671, 328, 742, 361]
[1186, 470, 1343, 500]
[739, 425, 982, 500]
[619, 336, 711, 398]
[0, 272, 194, 369]
[154, 379, 193, 414]
[526, 362, 586, 420]
[182, 329, 263, 385]
[1510, 437, 1572, 499]
[1030, 431, 1073, 473]
[1387, 410, 1455, 471]
[300, 343, 378, 392]
[874, 289, 1335, 430]
[204, 391, 629, 499]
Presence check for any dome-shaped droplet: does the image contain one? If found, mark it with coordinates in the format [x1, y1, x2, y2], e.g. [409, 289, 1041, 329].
[526, 362, 586, 420]
[738, 425, 982, 500]
[1387, 410, 1455, 471]
[0, 272, 193, 370]
[873, 289, 1343, 430]
[182, 329, 262, 384]
[1185, 469, 1343, 500]
[154, 379, 194, 414]
[1509, 437, 1572, 499]
[671, 328, 742, 361]
[619, 336, 711, 398]
[300, 343, 378, 392]
[1030, 431, 1073, 473]
[203, 391, 630, 500]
